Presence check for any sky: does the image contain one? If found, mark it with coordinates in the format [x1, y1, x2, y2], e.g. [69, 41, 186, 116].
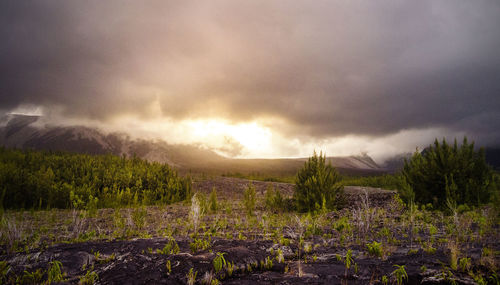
[1, 1, 500, 161]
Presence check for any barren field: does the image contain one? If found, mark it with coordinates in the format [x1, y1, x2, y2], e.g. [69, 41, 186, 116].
[1, 177, 498, 284]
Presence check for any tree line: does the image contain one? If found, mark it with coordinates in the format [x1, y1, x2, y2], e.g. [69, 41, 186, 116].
[0, 147, 192, 209]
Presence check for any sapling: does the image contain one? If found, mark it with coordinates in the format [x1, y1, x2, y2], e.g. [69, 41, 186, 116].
[225, 261, 235, 277]
[343, 249, 354, 278]
[165, 260, 172, 274]
[213, 252, 227, 274]
[186, 268, 197, 285]
[47, 260, 64, 283]
[408, 199, 418, 250]
[392, 265, 408, 285]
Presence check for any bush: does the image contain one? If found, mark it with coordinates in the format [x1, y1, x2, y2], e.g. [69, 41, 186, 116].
[294, 151, 344, 212]
[264, 185, 285, 212]
[402, 137, 493, 208]
[0, 148, 192, 209]
[209, 187, 218, 213]
[243, 183, 256, 216]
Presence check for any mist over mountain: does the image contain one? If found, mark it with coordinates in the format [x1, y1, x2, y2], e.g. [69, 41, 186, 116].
[0, 114, 393, 175]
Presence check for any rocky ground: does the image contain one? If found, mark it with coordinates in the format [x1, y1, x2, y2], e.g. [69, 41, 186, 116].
[1, 177, 498, 284]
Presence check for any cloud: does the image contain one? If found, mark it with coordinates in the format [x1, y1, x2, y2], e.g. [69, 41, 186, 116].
[1, 0, 499, 155]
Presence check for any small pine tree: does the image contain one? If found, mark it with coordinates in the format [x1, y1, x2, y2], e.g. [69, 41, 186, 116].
[243, 183, 256, 216]
[402, 137, 492, 208]
[294, 151, 344, 212]
[265, 185, 284, 212]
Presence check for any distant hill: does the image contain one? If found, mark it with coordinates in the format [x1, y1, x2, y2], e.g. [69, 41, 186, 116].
[0, 114, 387, 176]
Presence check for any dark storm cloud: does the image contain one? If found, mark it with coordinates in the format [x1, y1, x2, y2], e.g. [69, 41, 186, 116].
[1, 0, 499, 143]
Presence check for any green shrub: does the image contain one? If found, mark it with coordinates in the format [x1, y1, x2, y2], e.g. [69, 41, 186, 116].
[294, 151, 344, 212]
[402, 137, 492, 208]
[392, 265, 408, 285]
[213, 252, 227, 273]
[243, 183, 256, 216]
[79, 267, 98, 285]
[209, 187, 218, 213]
[265, 185, 284, 212]
[47, 260, 64, 284]
[366, 241, 383, 258]
[0, 148, 192, 209]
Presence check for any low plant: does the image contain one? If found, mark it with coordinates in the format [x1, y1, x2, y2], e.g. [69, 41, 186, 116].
[131, 206, 147, 231]
[190, 236, 211, 253]
[458, 257, 471, 272]
[186, 268, 197, 285]
[420, 265, 427, 273]
[343, 249, 354, 278]
[392, 265, 408, 285]
[265, 185, 285, 212]
[276, 248, 284, 263]
[264, 256, 273, 270]
[166, 260, 172, 275]
[366, 241, 383, 258]
[480, 247, 496, 271]
[0, 261, 10, 283]
[17, 269, 44, 284]
[448, 240, 459, 270]
[381, 275, 388, 285]
[243, 183, 256, 216]
[47, 260, 64, 284]
[213, 252, 227, 274]
[225, 261, 235, 277]
[79, 266, 98, 285]
[159, 237, 180, 255]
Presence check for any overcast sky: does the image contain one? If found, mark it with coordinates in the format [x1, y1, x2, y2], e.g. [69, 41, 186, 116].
[1, 1, 499, 160]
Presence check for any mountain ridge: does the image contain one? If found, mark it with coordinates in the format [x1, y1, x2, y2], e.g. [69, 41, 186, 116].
[0, 115, 387, 175]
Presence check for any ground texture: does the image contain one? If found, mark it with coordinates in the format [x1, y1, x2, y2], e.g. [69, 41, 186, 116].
[1, 177, 498, 284]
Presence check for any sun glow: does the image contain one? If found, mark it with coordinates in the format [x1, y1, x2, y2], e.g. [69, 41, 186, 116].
[188, 119, 272, 152]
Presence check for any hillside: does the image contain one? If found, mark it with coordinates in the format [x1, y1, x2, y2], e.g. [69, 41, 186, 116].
[0, 114, 386, 176]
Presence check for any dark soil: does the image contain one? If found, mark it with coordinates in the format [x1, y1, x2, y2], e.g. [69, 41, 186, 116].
[2, 236, 490, 284]
[1, 177, 498, 284]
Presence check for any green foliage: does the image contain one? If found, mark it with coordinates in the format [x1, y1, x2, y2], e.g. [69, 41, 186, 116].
[341, 174, 404, 191]
[402, 137, 492, 208]
[0, 261, 10, 283]
[294, 151, 344, 212]
[344, 249, 354, 271]
[222, 172, 295, 184]
[186, 268, 197, 285]
[209, 187, 218, 213]
[0, 147, 192, 209]
[225, 261, 235, 277]
[392, 265, 408, 285]
[190, 237, 211, 253]
[366, 241, 383, 258]
[47, 260, 64, 284]
[243, 183, 256, 216]
[165, 260, 172, 275]
[79, 266, 98, 285]
[213, 252, 227, 273]
[264, 256, 273, 270]
[17, 269, 44, 284]
[339, 249, 356, 278]
[159, 237, 180, 255]
[458, 257, 471, 272]
[264, 185, 285, 212]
